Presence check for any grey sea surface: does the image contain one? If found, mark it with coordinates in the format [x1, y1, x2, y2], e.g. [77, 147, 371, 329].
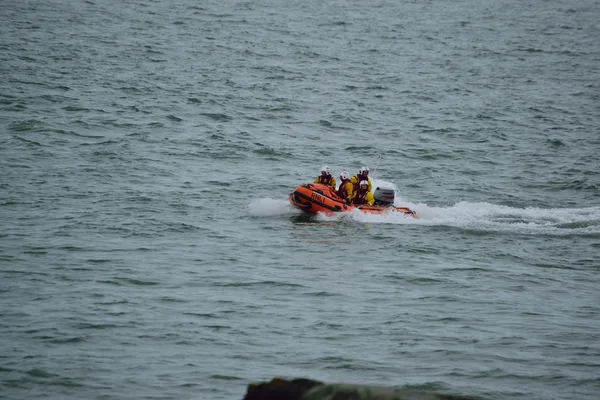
[1, 0, 599, 399]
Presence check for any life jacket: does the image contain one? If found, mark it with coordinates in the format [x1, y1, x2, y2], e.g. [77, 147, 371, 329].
[337, 179, 350, 199]
[353, 189, 369, 205]
[317, 174, 334, 186]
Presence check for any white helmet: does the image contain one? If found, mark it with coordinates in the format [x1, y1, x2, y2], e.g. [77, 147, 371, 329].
[359, 166, 369, 174]
[339, 171, 350, 180]
[359, 180, 369, 187]
[321, 166, 330, 175]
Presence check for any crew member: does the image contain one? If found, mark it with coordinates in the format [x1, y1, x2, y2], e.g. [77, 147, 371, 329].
[352, 180, 374, 206]
[314, 166, 336, 189]
[351, 166, 372, 192]
[337, 171, 353, 203]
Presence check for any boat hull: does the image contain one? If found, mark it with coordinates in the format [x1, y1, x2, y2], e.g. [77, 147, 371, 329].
[289, 183, 417, 218]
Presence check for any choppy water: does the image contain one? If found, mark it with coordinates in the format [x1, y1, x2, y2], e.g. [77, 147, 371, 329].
[1, 0, 599, 399]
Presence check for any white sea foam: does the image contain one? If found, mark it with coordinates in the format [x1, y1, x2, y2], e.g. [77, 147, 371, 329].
[248, 198, 300, 217]
[330, 201, 600, 236]
[342, 178, 600, 235]
[250, 183, 600, 236]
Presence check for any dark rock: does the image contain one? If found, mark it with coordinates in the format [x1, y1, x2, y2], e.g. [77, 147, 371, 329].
[243, 378, 478, 400]
[243, 378, 324, 400]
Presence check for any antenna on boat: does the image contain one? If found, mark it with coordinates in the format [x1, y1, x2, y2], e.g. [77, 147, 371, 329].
[371, 154, 383, 178]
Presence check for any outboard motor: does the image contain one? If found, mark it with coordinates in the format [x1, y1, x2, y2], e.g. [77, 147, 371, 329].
[373, 187, 395, 206]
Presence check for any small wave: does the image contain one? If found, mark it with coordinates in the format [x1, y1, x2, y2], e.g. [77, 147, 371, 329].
[208, 180, 231, 187]
[159, 296, 188, 303]
[200, 112, 232, 121]
[51, 129, 105, 139]
[183, 312, 219, 318]
[74, 323, 122, 329]
[9, 120, 46, 133]
[214, 280, 303, 288]
[210, 374, 244, 381]
[253, 146, 290, 157]
[62, 106, 90, 112]
[167, 114, 182, 121]
[26, 368, 58, 378]
[306, 291, 340, 297]
[547, 138, 565, 147]
[517, 47, 546, 53]
[97, 278, 160, 286]
[50, 336, 86, 344]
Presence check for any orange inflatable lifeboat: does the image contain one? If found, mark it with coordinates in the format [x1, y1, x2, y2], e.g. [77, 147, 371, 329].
[289, 183, 417, 218]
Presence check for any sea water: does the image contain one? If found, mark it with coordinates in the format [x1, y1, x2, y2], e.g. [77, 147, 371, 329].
[1, 0, 599, 399]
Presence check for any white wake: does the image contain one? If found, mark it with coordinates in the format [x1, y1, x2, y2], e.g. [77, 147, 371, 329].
[249, 178, 600, 236]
